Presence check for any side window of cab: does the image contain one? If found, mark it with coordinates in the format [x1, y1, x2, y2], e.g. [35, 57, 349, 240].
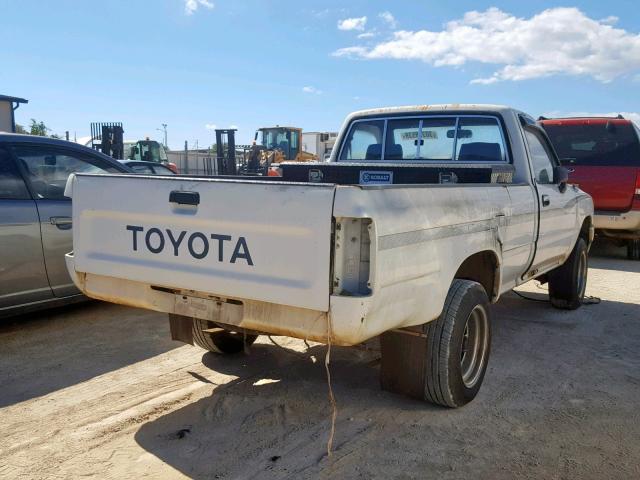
[524, 130, 556, 184]
[339, 121, 385, 160]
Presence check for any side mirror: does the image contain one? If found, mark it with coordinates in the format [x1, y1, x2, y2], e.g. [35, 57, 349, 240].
[554, 165, 569, 192]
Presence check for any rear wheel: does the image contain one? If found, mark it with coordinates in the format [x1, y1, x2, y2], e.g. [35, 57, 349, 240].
[548, 237, 588, 310]
[381, 279, 492, 408]
[192, 318, 257, 354]
[627, 239, 640, 260]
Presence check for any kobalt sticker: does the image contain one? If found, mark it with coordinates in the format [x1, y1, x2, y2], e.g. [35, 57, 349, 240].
[359, 171, 393, 185]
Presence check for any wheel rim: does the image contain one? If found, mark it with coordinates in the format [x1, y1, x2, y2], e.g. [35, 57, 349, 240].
[577, 249, 588, 299]
[460, 305, 489, 389]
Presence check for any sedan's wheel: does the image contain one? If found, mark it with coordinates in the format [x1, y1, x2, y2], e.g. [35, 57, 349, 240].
[548, 237, 588, 310]
[628, 239, 640, 260]
[192, 318, 257, 354]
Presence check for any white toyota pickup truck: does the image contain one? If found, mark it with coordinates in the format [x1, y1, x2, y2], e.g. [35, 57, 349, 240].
[65, 105, 593, 407]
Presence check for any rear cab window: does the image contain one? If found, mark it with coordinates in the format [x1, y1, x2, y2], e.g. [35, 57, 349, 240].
[339, 114, 508, 163]
[541, 121, 640, 166]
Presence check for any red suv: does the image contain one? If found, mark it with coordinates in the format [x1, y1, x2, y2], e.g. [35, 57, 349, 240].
[540, 116, 640, 259]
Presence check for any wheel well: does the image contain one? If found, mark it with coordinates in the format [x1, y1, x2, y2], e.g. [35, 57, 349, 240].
[579, 216, 593, 244]
[454, 251, 499, 300]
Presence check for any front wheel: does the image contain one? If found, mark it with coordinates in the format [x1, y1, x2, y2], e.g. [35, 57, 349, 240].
[548, 237, 588, 310]
[192, 318, 258, 354]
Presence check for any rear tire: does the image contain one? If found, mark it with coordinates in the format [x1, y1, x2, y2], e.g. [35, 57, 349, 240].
[423, 279, 492, 407]
[627, 239, 640, 260]
[192, 318, 257, 354]
[380, 279, 492, 408]
[548, 237, 588, 310]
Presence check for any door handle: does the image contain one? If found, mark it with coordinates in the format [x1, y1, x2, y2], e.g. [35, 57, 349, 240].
[541, 195, 550, 207]
[169, 190, 200, 206]
[50, 216, 73, 230]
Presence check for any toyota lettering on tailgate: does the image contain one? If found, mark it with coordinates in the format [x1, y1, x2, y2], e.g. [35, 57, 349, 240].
[126, 225, 254, 265]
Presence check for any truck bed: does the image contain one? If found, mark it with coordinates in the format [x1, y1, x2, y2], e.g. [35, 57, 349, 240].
[65, 169, 520, 345]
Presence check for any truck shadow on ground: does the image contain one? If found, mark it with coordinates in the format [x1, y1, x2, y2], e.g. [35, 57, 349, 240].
[0, 301, 180, 408]
[133, 286, 638, 479]
[134, 339, 438, 479]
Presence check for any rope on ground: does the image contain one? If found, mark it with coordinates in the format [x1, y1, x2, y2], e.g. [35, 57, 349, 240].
[513, 290, 601, 305]
[267, 335, 308, 359]
[325, 313, 337, 459]
[583, 296, 602, 304]
[513, 291, 548, 303]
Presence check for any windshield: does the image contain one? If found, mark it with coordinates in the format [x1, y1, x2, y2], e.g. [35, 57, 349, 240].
[542, 122, 640, 166]
[260, 128, 299, 160]
[133, 141, 168, 163]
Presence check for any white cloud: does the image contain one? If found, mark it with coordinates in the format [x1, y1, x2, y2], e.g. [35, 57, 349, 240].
[600, 15, 619, 26]
[302, 86, 323, 95]
[338, 16, 367, 31]
[379, 11, 398, 29]
[333, 7, 640, 84]
[357, 32, 376, 39]
[205, 123, 217, 130]
[543, 111, 640, 127]
[185, 0, 213, 15]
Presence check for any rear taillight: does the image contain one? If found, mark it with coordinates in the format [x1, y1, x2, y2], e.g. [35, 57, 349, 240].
[633, 173, 640, 210]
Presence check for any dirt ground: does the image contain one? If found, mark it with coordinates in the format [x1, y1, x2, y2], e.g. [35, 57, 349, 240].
[1, 240, 639, 480]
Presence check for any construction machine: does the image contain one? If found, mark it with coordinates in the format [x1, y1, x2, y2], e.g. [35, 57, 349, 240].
[245, 126, 317, 174]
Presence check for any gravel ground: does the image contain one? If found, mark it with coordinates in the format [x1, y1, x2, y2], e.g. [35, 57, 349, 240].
[1, 240, 639, 479]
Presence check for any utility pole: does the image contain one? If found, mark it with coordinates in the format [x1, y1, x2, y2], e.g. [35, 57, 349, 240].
[157, 124, 168, 148]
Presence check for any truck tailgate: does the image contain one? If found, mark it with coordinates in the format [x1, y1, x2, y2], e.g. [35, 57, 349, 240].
[68, 174, 335, 311]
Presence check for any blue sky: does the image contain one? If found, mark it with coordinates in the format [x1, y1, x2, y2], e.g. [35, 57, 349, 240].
[1, 0, 639, 148]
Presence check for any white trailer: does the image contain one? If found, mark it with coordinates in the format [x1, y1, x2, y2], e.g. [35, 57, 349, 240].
[302, 131, 338, 161]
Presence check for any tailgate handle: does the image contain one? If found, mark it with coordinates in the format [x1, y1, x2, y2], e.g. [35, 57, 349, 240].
[169, 191, 200, 206]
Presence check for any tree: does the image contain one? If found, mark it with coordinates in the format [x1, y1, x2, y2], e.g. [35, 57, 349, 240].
[29, 119, 48, 136]
[14, 124, 27, 134]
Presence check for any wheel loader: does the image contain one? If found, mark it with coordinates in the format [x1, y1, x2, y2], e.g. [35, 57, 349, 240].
[245, 126, 317, 174]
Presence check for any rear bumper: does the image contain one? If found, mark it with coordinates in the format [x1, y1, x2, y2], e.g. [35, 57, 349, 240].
[594, 210, 640, 238]
[66, 253, 375, 346]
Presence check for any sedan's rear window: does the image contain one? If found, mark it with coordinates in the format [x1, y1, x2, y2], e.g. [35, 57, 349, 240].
[542, 122, 640, 166]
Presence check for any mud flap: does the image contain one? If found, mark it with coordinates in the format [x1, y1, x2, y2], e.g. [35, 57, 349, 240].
[380, 327, 428, 400]
[169, 314, 194, 345]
